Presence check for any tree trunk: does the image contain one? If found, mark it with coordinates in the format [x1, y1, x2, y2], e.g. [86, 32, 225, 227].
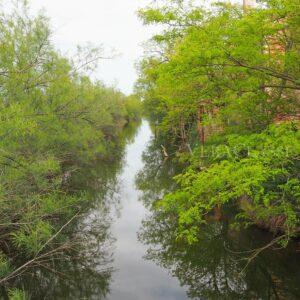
[197, 106, 205, 157]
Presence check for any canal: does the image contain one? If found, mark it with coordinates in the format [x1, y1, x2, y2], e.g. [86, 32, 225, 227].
[4, 120, 300, 299]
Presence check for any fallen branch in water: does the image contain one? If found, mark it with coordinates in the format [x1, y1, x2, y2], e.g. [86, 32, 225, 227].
[161, 145, 169, 158]
[238, 234, 288, 275]
[0, 212, 80, 285]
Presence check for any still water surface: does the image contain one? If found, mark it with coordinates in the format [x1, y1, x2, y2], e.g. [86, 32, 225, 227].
[105, 120, 300, 300]
[3, 120, 300, 299]
[106, 120, 187, 299]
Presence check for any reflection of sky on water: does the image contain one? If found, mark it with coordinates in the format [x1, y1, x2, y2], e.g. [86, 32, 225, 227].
[107, 120, 187, 300]
[4, 120, 299, 299]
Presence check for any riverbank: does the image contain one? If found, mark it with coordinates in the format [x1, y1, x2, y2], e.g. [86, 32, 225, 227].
[136, 128, 300, 299]
[1, 120, 299, 299]
[137, 0, 300, 247]
[0, 3, 142, 297]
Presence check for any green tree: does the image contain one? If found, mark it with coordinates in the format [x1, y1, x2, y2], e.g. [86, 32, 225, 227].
[0, 0, 141, 287]
[137, 0, 300, 244]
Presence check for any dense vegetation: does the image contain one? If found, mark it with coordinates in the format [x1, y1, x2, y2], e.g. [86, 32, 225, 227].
[136, 131, 300, 299]
[137, 0, 299, 245]
[0, 0, 299, 297]
[0, 1, 141, 296]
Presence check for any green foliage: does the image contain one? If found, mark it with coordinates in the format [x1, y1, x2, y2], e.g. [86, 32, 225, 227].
[0, 0, 141, 284]
[12, 221, 53, 255]
[0, 252, 11, 278]
[8, 289, 27, 300]
[124, 94, 143, 121]
[159, 124, 300, 242]
[138, 0, 299, 137]
[138, 0, 300, 244]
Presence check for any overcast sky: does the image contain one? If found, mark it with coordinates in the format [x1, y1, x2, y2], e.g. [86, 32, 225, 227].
[28, 0, 243, 95]
[28, 0, 157, 95]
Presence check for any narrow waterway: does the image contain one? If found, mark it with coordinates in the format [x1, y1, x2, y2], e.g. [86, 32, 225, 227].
[103, 120, 300, 300]
[3, 120, 299, 299]
[106, 120, 187, 300]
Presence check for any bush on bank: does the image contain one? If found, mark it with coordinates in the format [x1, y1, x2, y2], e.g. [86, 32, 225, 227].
[0, 1, 141, 285]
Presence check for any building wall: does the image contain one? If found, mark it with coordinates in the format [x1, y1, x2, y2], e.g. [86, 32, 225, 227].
[243, 0, 256, 9]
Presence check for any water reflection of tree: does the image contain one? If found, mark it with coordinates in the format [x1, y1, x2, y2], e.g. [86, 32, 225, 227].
[136, 137, 300, 300]
[0, 123, 141, 299]
[136, 135, 181, 208]
[8, 210, 114, 300]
